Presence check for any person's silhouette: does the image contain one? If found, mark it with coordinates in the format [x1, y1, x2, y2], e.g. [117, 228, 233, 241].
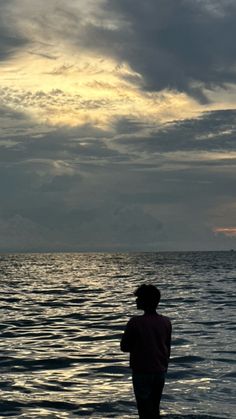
[120, 284, 172, 419]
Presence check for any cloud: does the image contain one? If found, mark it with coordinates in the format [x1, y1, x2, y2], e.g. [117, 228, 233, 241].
[75, 0, 236, 101]
[0, 86, 236, 251]
[0, 0, 28, 60]
[0, 214, 51, 251]
[113, 109, 236, 156]
[0, 103, 163, 250]
[1, 1, 236, 252]
[5, 1, 235, 130]
[2, 0, 236, 103]
[0, 86, 117, 127]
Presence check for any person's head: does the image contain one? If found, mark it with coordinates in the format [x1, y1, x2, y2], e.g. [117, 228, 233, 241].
[134, 284, 161, 312]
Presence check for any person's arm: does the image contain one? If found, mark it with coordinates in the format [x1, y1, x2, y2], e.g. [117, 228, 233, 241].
[166, 321, 172, 359]
[120, 318, 135, 352]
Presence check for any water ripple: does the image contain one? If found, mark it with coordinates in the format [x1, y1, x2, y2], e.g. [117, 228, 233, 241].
[0, 252, 235, 418]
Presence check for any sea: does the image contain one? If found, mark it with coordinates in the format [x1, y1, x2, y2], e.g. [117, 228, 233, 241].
[0, 252, 235, 419]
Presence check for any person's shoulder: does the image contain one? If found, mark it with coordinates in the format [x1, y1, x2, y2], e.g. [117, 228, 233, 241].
[158, 313, 172, 326]
[127, 315, 143, 325]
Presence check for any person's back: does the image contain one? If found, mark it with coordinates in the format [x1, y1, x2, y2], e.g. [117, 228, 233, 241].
[121, 312, 171, 373]
[120, 284, 172, 419]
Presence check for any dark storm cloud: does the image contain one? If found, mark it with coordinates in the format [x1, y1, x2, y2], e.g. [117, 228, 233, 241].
[1, 105, 235, 176]
[79, 0, 236, 100]
[2, 103, 236, 157]
[0, 125, 122, 165]
[2, 1, 236, 100]
[0, 104, 164, 250]
[0, 103, 236, 251]
[0, 1, 28, 60]
[114, 109, 236, 154]
[0, 104, 29, 122]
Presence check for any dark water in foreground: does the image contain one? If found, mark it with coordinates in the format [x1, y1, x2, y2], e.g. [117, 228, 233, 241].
[0, 252, 235, 418]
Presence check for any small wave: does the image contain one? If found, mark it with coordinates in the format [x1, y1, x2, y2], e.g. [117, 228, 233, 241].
[171, 355, 204, 364]
[0, 252, 234, 419]
[162, 416, 227, 419]
[0, 356, 77, 371]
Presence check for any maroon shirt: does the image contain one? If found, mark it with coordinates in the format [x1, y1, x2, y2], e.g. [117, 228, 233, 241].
[120, 313, 172, 373]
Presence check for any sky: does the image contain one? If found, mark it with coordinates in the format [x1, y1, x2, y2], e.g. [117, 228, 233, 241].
[1, 0, 236, 252]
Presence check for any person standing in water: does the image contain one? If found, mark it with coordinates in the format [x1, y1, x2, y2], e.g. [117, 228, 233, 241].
[120, 284, 172, 419]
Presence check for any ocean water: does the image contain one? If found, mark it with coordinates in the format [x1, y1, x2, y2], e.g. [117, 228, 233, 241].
[0, 252, 235, 419]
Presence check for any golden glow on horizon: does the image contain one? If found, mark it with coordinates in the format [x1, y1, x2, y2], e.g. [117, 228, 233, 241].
[213, 227, 236, 236]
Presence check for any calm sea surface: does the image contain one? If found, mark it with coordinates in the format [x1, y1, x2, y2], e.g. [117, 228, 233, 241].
[0, 252, 235, 418]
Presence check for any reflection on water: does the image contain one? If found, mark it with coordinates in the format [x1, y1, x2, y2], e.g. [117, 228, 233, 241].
[0, 252, 235, 418]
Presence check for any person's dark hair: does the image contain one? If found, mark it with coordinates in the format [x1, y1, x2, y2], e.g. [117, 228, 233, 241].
[134, 284, 161, 310]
